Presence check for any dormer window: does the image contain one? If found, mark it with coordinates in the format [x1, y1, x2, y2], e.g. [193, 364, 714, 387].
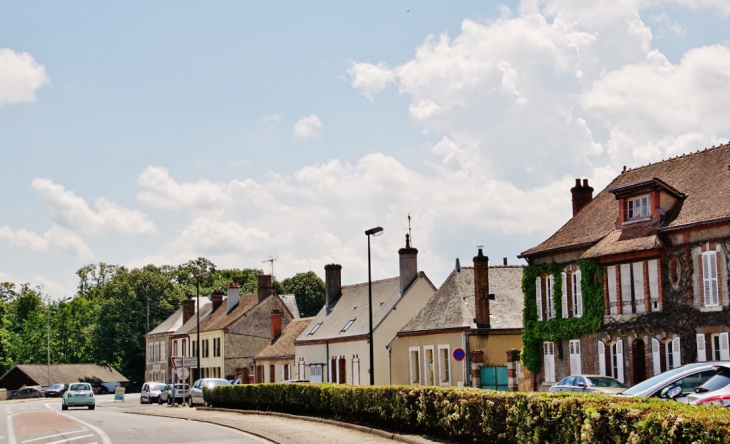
[627, 195, 649, 220]
[308, 322, 322, 336]
[341, 319, 356, 332]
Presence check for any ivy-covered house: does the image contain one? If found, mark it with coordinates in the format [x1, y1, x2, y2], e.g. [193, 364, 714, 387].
[519, 143, 730, 390]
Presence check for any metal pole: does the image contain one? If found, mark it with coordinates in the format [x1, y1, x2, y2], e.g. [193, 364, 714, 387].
[368, 234, 374, 386]
[196, 278, 200, 382]
[47, 299, 50, 388]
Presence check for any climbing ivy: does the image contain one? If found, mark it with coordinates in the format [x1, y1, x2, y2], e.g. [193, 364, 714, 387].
[521, 259, 605, 374]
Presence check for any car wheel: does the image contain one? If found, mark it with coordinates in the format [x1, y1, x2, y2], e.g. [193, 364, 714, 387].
[188, 397, 193, 408]
[89, 405, 95, 410]
[62, 403, 68, 410]
[158, 396, 163, 405]
[167, 397, 172, 405]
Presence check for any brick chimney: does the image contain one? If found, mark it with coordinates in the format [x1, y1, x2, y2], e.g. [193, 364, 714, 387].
[182, 299, 195, 324]
[211, 289, 224, 311]
[398, 234, 418, 294]
[571, 178, 594, 216]
[473, 247, 490, 328]
[258, 274, 272, 302]
[271, 306, 282, 340]
[227, 282, 240, 313]
[324, 264, 342, 305]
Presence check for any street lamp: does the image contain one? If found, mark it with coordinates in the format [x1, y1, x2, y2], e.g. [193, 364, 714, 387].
[364, 226, 383, 385]
[47, 296, 72, 387]
[195, 272, 209, 382]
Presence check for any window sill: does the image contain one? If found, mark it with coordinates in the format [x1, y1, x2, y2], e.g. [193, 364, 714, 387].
[621, 217, 652, 226]
[700, 306, 722, 312]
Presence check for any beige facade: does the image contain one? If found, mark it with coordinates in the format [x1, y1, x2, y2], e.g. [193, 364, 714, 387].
[389, 330, 467, 386]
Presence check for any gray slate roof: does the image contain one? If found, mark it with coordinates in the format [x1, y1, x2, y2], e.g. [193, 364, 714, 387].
[11, 364, 128, 386]
[400, 266, 524, 333]
[279, 294, 301, 319]
[296, 272, 431, 343]
[148, 307, 184, 336]
[172, 299, 213, 336]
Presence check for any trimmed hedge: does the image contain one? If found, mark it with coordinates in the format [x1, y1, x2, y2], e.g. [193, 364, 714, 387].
[207, 384, 730, 443]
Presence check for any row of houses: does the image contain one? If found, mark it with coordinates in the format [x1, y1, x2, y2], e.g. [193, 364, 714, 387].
[147, 143, 730, 391]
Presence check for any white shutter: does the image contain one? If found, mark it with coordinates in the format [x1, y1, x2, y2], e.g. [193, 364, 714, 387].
[543, 342, 555, 383]
[546, 276, 554, 319]
[569, 340, 581, 375]
[536, 277, 543, 321]
[652, 338, 661, 375]
[672, 337, 682, 368]
[574, 269, 583, 318]
[620, 264, 632, 312]
[709, 252, 720, 306]
[697, 334, 707, 362]
[721, 333, 730, 361]
[607, 266, 617, 315]
[648, 260, 659, 311]
[598, 341, 606, 376]
[561, 272, 568, 319]
[632, 262, 645, 314]
[702, 252, 713, 306]
[616, 340, 624, 383]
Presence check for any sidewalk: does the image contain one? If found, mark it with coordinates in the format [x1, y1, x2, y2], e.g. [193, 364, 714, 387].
[125, 406, 444, 444]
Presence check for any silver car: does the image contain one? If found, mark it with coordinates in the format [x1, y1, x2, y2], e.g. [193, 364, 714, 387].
[616, 362, 721, 403]
[549, 375, 626, 394]
[140, 381, 167, 404]
[686, 364, 730, 405]
[188, 378, 230, 407]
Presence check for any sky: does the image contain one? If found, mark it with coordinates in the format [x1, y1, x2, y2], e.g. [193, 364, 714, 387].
[1, 1, 729, 300]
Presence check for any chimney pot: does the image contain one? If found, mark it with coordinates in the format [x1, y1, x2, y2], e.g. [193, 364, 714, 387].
[182, 299, 195, 324]
[258, 275, 272, 302]
[324, 264, 342, 305]
[571, 178, 594, 217]
[399, 234, 419, 294]
[583, 179, 589, 187]
[227, 282, 240, 313]
[271, 306, 282, 340]
[503, 257, 507, 266]
[211, 290, 224, 311]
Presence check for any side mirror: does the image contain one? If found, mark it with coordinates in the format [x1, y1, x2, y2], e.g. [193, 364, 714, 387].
[667, 386, 682, 400]
[577, 382, 587, 389]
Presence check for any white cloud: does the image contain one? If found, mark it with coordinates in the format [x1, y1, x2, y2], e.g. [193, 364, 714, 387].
[0, 48, 50, 106]
[32, 178, 156, 236]
[348, 62, 395, 100]
[137, 166, 232, 210]
[0, 225, 92, 258]
[293, 115, 323, 139]
[650, 12, 687, 36]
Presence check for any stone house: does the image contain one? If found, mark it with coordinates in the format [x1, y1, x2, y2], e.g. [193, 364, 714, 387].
[254, 316, 314, 382]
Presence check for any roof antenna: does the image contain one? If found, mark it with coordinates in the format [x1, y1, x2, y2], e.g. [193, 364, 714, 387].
[262, 257, 278, 276]
[404, 213, 414, 246]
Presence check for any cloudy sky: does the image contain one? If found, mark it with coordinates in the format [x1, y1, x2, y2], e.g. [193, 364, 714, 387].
[1, 1, 729, 299]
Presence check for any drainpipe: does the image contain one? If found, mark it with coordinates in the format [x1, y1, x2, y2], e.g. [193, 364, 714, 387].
[386, 335, 398, 386]
[325, 341, 330, 383]
[464, 331, 471, 387]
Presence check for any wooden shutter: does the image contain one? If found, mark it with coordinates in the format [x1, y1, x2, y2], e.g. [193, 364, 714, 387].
[598, 341, 606, 376]
[697, 334, 707, 362]
[616, 340, 624, 383]
[721, 333, 730, 361]
[338, 356, 347, 384]
[569, 340, 581, 375]
[620, 264, 632, 313]
[672, 337, 681, 368]
[269, 364, 275, 383]
[632, 262, 645, 314]
[536, 276, 543, 321]
[561, 272, 568, 319]
[651, 339, 661, 375]
[648, 260, 659, 311]
[575, 269, 583, 317]
[283, 364, 289, 380]
[607, 266, 617, 315]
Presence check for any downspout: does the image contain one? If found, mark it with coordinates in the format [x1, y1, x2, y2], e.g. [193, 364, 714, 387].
[386, 335, 398, 386]
[464, 331, 471, 387]
[325, 341, 330, 383]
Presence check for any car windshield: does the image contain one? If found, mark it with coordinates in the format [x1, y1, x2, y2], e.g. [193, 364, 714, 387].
[205, 379, 230, 387]
[620, 364, 710, 396]
[174, 384, 188, 390]
[587, 377, 624, 388]
[150, 383, 167, 390]
[70, 384, 90, 391]
[697, 367, 730, 393]
[49, 384, 64, 389]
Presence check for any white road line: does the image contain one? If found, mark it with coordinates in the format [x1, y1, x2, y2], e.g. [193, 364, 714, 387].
[6, 415, 17, 444]
[44, 434, 94, 444]
[43, 405, 111, 444]
[21, 429, 89, 443]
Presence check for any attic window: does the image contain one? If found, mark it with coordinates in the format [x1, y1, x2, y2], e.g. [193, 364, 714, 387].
[627, 195, 649, 220]
[308, 322, 322, 336]
[341, 319, 356, 332]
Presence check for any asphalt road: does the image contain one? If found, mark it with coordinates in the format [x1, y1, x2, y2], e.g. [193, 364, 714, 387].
[1, 395, 268, 444]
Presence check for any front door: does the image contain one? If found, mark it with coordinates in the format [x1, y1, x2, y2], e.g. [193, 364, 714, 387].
[480, 366, 508, 391]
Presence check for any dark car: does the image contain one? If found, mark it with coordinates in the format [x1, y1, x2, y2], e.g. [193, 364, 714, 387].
[125, 382, 143, 393]
[9, 387, 44, 400]
[89, 383, 110, 395]
[45, 383, 69, 397]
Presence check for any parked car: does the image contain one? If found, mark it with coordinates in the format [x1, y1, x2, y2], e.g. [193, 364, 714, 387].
[140, 382, 167, 404]
[159, 383, 189, 405]
[125, 382, 143, 393]
[549, 375, 626, 394]
[616, 362, 722, 402]
[45, 383, 69, 398]
[89, 382, 110, 395]
[188, 378, 230, 407]
[62, 383, 95, 410]
[686, 364, 730, 405]
[281, 379, 309, 384]
[8, 387, 44, 400]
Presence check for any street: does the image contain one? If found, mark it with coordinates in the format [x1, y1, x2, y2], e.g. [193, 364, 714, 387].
[1, 395, 267, 444]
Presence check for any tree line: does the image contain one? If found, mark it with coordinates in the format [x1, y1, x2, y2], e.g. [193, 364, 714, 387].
[0, 258, 325, 382]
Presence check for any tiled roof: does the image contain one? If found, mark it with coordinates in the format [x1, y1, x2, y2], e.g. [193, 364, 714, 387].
[296, 272, 433, 343]
[581, 223, 662, 259]
[148, 307, 184, 336]
[256, 317, 314, 359]
[399, 266, 524, 333]
[198, 293, 259, 332]
[10, 364, 128, 386]
[172, 299, 213, 336]
[521, 144, 730, 257]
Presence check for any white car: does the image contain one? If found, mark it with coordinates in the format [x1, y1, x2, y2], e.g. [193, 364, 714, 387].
[188, 378, 230, 407]
[140, 381, 167, 404]
[686, 364, 730, 406]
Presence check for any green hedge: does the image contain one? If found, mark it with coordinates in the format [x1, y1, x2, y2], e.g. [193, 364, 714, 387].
[207, 384, 730, 443]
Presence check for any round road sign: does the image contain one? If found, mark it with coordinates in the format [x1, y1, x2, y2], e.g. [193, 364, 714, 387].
[453, 347, 466, 361]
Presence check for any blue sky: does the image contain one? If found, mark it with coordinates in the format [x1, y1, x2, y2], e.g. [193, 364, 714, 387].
[1, 1, 729, 299]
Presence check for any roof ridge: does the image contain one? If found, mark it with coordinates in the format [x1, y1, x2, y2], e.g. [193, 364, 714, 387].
[343, 276, 399, 288]
[622, 142, 730, 174]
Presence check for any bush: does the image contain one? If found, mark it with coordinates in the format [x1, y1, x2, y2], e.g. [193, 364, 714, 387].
[208, 384, 730, 443]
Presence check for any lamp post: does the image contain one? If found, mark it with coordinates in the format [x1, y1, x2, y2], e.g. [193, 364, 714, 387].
[364, 226, 383, 386]
[194, 272, 209, 382]
[47, 296, 72, 387]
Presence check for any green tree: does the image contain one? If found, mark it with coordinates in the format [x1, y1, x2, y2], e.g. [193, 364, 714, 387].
[278, 271, 325, 317]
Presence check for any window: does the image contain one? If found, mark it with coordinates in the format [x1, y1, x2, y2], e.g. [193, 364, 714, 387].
[702, 251, 720, 307]
[310, 364, 322, 383]
[651, 338, 661, 375]
[423, 346, 435, 386]
[572, 269, 583, 318]
[611, 340, 624, 383]
[648, 259, 660, 311]
[338, 356, 346, 384]
[341, 319, 356, 332]
[598, 341, 606, 376]
[173, 340, 178, 357]
[665, 337, 681, 370]
[298, 358, 306, 380]
[182, 339, 187, 357]
[627, 195, 649, 220]
[308, 322, 322, 336]
[607, 266, 618, 315]
[283, 364, 289, 380]
[569, 340, 581, 375]
[409, 347, 421, 385]
[697, 334, 707, 362]
[536, 276, 543, 321]
[438, 345, 451, 385]
[543, 342, 556, 383]
[711, 333, 730, 361]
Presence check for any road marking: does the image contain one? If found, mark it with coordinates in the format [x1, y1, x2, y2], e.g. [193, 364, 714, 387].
[43, 405, 111, 444]
[22, 429, 89, 443]
[44, 434, 94, 444]
[6, 415, 17, 444]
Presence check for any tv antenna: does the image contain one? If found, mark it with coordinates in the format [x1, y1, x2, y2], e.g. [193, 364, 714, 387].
[403, 213, 415, 246]
[262, 257, 278, 276]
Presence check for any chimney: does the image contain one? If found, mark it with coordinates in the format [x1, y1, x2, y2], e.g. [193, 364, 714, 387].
[182, 299, 195, 324]
[258, 274, 272, 302]
[271, 306, 282, 340]
[571, 178, 594, 216]
[473, 247, 490, 328]
[227, 282, 240, 313]
[503, 257, 508, 266]
[324, 264, 342, 305]
[211, 289, 224, 311]
[398, 234, 418, 294]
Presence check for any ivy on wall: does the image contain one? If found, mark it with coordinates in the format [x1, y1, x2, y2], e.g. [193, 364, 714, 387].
[521, 259, 605, 374]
